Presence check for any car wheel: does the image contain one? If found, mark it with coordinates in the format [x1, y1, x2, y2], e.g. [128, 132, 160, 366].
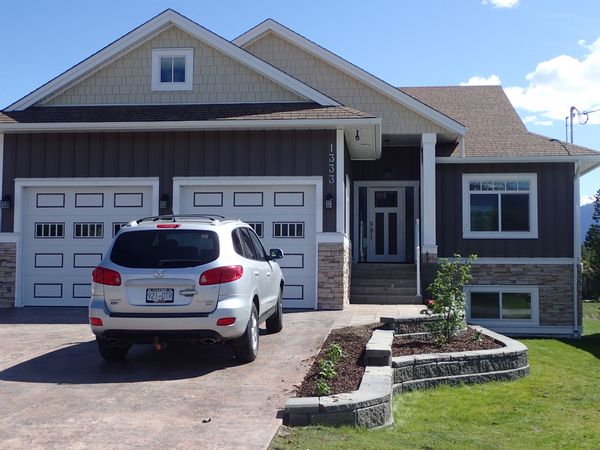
[232, 304, 259, 363]
[96, 337, 130, 361]
[266, 290, 283, 334]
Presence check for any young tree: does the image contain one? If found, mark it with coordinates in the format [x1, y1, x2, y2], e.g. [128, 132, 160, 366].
[583, 189, 600, 300]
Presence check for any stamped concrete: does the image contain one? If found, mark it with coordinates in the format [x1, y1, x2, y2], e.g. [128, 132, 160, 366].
[0, 304, 421, 449]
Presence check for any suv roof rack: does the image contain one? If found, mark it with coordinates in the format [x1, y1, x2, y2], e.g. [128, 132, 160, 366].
[135, 214, 230, 225]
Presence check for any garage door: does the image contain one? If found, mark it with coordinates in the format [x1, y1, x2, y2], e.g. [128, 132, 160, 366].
[21, 185, 155, 306]
[178, 183, 316, 309]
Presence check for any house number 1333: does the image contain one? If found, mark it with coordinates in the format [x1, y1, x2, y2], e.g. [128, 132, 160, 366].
[328, 144, 335, 184]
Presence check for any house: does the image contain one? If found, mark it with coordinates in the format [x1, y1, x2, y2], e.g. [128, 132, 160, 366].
[0, 9, 598, 338]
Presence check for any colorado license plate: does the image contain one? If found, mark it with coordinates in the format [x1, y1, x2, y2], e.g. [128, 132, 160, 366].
[146, 288, 174, 303]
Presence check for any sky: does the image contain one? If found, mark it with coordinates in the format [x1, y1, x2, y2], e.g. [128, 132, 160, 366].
[1, 0, 599, 203]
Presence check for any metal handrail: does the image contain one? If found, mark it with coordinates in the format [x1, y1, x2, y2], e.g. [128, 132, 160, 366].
[415, 218, 421, 297]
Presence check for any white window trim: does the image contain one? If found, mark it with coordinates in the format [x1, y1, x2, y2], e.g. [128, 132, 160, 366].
[151, 48, 194, 91]
[462, 173, 538, 239]
[465, 285, 539, 327]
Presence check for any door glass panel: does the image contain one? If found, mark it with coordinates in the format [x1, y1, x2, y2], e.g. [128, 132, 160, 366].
[375, 213, 384, 255]
[388, 213, 397, 255]
[374, 191, 397, 208]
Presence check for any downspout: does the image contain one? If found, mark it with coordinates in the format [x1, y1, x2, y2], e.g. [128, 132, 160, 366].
[573, 161, 581, 338]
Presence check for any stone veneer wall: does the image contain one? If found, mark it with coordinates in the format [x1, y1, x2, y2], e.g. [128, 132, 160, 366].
[317, 242, 351, 310]
[470, 264, 581, 327]
[0, 243, 16, 308]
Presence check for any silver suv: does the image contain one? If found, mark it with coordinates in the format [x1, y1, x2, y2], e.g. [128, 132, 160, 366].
[89, 215, 284, 363]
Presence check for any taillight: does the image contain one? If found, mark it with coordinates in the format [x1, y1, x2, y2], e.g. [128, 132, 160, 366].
[200, 266, 243, 285]
[92, 266, 122, 286]
[157, 223, 180, 228]
[90, 317, 103, 326]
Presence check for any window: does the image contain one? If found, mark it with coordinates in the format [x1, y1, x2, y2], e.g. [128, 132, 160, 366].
[274, 222, 304, 238]
[151, 48, 193, 91]
[35, 223, 64, 239]
[462, 174, 537, 239]
[113, 222, 128, 237]
[466, 286, 539, 325]
[246, 222, 264, 238]
[74, 223, 104, 239]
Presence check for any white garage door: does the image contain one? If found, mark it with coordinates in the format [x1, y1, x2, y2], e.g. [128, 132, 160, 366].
[178, 183, 317, 309]
[21, 185, 155, 306]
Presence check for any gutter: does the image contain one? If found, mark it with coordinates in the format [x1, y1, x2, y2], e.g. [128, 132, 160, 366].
[573, 161, 582, 338]
[0, 117, 382, 133]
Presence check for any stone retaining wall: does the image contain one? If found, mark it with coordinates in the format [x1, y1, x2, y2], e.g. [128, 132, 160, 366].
[392, 327, 529, 393]
[0, 242, 16, 308]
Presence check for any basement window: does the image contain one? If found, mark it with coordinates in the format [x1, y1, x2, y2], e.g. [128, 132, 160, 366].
[465, 285, 539, 326]
[151, 48, 193, 91]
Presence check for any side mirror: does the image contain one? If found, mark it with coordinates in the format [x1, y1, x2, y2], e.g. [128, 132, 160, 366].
[268, 248, 284, 260]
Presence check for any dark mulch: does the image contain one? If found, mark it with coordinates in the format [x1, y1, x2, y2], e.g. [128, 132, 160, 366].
[295, 323, 378, 397]
[296, 326, 504, 398]
[392, 328, 503, 356]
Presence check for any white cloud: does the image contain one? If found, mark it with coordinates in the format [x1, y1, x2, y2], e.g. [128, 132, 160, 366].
[482, 0, 520, 8]
[581, 195, 596, 206]
[459, 74, 502, 86]
[504, 37, 600, 126]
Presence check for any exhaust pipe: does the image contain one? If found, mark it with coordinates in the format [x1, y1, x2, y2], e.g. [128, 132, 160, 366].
[200, 338, 217, 345]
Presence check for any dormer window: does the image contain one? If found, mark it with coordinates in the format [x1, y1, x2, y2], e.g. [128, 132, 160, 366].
[151, 48, 193, 91]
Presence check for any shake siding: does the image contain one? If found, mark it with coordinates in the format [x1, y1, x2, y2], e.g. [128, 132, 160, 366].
[436, 163, 574, 258]
[1, 129, 337, 232]
[244, 33, 446, 135]
[42, 26, 305, 106]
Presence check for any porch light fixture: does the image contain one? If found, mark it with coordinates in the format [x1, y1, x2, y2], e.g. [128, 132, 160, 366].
[355, 130, 360, 141]
[325, 193, 334, 209]
[159, 194, 170, 210]
[0, 195, 11, 210]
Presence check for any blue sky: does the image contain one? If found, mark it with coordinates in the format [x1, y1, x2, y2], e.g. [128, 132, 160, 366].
[1, 0, 599, 201]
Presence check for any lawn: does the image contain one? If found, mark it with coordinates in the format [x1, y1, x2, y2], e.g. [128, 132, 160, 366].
[271, 302, 600, 450]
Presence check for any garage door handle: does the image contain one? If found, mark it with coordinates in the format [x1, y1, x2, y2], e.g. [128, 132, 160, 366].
[254, 271, 260, 276]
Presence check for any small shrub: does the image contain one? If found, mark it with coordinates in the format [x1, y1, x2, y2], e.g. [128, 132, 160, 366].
[315, 378, 331, 396]
[422, 254, 476, 345]
[325, 343, 343, 363]
[318, 359, 337, 380]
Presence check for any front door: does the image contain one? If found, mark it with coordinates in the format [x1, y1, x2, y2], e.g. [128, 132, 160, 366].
[367, 188, 405, 262]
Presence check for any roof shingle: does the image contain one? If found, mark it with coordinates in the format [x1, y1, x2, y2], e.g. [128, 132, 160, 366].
[400, 85, 599, 157]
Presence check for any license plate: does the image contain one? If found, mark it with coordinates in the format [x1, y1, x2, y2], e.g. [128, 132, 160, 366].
[146, 288, 174, 303]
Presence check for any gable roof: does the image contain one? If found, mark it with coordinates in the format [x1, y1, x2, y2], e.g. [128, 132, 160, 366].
[233, 19, 467, 137]
[6, 10, 339, 111]
[401, 86, 600, 159]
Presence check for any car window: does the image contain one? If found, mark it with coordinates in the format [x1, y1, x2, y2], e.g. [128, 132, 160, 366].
[239, 228, 261, 260]
[247, 228, 267, 261]
[110, 229, 219, 268]
[232, 228, 244, 256]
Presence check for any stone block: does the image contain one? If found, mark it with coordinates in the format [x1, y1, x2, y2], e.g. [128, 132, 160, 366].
[393, 366, 414, 383]
[309, 411, 355, 427]
[356, 402, 391, 428]
[285, 397, 320, 414]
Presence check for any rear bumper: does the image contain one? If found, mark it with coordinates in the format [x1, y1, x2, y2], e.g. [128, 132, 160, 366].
[89, 295, 251, 343]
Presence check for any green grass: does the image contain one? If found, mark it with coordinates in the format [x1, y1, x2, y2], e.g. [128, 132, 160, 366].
[271, 302, 600, 450]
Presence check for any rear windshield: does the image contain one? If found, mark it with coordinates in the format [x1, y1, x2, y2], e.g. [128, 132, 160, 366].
[110, 229, 219, 268]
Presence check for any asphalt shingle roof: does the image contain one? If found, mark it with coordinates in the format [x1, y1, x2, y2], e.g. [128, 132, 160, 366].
[400, 85, 599, 158]
[0, 102, 374, 124]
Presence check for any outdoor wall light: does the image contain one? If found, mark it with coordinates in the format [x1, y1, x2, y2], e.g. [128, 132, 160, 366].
[325, 193, 334, 209]
[159, 194, 170, 210]
[355, 130, 360, 141]
[0, 195, 11, 210]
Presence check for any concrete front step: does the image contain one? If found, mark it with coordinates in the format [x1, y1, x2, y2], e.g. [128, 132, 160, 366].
[350, 294, 423, 305]
[351, 286, 417, 295]
[351, 278, 416, 287]
[352, 271, 416, 280]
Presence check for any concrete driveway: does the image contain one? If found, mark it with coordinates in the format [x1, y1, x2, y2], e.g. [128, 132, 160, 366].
[0, 307, 342, 450]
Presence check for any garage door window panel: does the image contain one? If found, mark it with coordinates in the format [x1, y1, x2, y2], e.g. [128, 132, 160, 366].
[274, 222, 304, 238]
[74, 223, 104, 239]
[35, 223, 65, 239]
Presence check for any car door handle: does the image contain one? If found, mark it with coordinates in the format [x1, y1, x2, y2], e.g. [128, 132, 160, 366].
[254, 271, 260, 276]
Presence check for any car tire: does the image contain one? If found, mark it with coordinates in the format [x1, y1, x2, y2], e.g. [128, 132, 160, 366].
[265, 290, 283, 334]
[97, 337, 130, 361]
[232, 304, 259, 363]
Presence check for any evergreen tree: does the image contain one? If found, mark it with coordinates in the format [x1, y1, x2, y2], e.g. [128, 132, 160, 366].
[583, 189, 600, 300]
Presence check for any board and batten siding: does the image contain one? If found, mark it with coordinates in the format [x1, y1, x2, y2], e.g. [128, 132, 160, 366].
[2, 129, 337, 232]
[436, 162, 574, 258]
